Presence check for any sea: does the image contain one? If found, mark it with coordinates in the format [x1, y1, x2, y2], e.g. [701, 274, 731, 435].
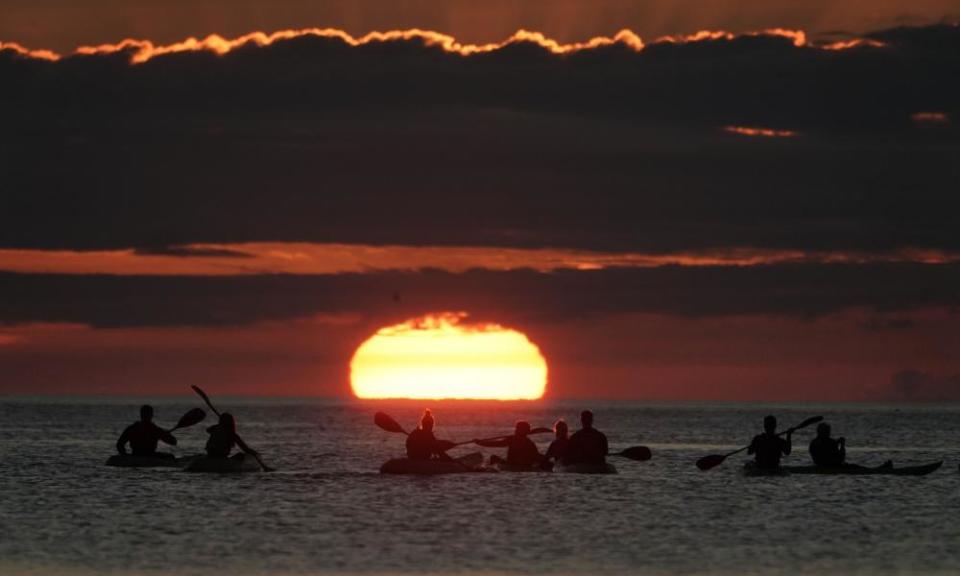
[1, 398, 958, 576]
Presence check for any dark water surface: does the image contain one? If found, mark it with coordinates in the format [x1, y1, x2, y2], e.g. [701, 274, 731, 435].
[1, 398, 959, 576]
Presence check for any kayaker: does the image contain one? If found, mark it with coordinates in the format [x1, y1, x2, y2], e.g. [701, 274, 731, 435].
[566, 410, 608, 465]
[406, 409, 452, 460]
[475, 420, 543, 468]
[116, 404, 177, 458]
[545, 419, 570, 465]
[204, 412, 257, 459]
[747, 415, 791, 470]
[808, 422, 846, 467]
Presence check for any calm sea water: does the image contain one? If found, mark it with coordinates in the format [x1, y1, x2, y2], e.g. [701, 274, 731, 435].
[1, 398, 959, 576]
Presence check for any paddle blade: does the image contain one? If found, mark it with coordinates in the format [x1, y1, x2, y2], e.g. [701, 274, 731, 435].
[374, 412, 408, 435]
[696, 454, 727, 471]
[173, 408, 206, 430]
[616, 446, 652, 461]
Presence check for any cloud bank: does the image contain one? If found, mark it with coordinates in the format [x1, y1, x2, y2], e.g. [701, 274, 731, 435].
[1, 24, 957, 254]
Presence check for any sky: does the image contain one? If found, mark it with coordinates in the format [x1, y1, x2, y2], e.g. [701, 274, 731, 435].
[1, 2, 959, 400]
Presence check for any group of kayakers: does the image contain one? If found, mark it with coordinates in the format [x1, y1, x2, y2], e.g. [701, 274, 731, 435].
[748, 414, 890, 471]
[116, 404, 256, 461]
[117, 406, 912, 473]
[405, 408, 609, 469]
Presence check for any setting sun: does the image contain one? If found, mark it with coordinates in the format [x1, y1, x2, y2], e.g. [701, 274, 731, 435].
[350, 312, 547, 400]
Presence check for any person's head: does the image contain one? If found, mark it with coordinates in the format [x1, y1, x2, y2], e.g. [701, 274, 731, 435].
[420, 409, 434, 432]
[515, 421, 531, 437]
[139, 405, 154, 422]
[220, 412, 236, 434]
[763, 415, 777, 433]
[816, 422, 831, 438]
[554, 419, 568, 440]
[581, 410, 594, 429]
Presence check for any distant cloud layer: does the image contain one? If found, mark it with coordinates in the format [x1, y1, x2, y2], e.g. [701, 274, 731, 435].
[3, 263, 960, 328]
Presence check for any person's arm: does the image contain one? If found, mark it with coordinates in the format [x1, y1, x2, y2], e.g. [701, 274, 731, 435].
[601, 433, 609, 456]
[545, 442, 557, 460]
[838, 437, 846, 463]
[116, 425, 131, 455]
[783, 432, 792, 456]
[234, 434, 258, 456]
[747, 436, 756, 455]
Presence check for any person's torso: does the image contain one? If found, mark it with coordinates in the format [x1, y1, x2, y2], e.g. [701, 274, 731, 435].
[205, 425, 236, 458]
[809, 437, 842, 466]
[128, 421, 162, 455]
[405, 429, 436, 460]
[547, 438, 569, 461]
[506, 436, 539, 465]
[752, 433, 786, 468]
[568, 428, 607, 463]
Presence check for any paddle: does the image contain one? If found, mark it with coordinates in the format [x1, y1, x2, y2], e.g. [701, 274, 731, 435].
[374, 411, 408, 435]
[373, 412, 551, 452]
[609, 446, 652, 461]
[695, 415, 823, 471]
[168, 408, 206, 432]
[460, 427, 553, 448]
[191, 385, 274, 472]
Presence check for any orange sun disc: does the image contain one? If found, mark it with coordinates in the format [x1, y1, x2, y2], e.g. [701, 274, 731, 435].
[350, 312, 548, 400]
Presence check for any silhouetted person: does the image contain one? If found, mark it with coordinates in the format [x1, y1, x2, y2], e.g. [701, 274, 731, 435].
[476, 421, 543, 468]
[545, 419, 570, 465]
[566, 410, 608, 465]
[748, 415, 791, 469]
[809, 422, 846, 467]
[116, 404, 177, 458]
[405, 409, 451, 460]
[205, 413, 256, 459]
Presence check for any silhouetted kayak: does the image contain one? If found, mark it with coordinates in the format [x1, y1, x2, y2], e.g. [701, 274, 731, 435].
[105, 454, 194, 468]
[380, 453, 489, 475]
[557, 462, 618, 474]
[185, 456, 261, 473]
[491, 461, 552, 473]
[743, 461, 942, 477]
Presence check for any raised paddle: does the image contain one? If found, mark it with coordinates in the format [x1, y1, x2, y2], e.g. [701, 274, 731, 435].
[695, 415, 823, 471]
[374, 412, 408, 435]
[191, 385, 274, 472]
[168, 407, 206, 432]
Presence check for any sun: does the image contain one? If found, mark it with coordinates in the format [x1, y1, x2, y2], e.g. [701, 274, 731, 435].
[350, 312, 548, 400]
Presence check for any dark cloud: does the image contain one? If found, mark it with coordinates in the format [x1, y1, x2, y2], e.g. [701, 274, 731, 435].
[889, 369, 960, 400]
[861, 316, 916, 332]
[0, 25, 958, 254]
[2, 261, 960, 328]
[132, 245, 252, 258]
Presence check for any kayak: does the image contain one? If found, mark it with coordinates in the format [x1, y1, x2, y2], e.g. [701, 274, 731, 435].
[380, 453, 492, 475]
[785, 461, 942, 476]
[744, 461, 942, 477]
[558, 462, 618, 474]
[492, 462, 553, 473]
[105, 454, 191, 468]
[184, 455, 261, 473]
